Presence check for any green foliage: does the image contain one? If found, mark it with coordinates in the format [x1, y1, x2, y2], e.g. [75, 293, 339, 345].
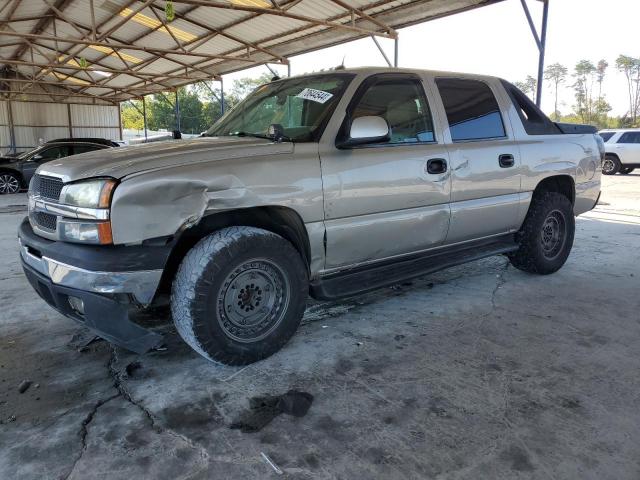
[615, 54, 640, 124]
[572, 59, 597, 123]
[121, 74, 276, 135]
[229, 72, 274, 100]
[165, 1, 175, 22]
[121, 101, 144, 131]
[544, 63, 568, 120]
[78, 57, 88, 69]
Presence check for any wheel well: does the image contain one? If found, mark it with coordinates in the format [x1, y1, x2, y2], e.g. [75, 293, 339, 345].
[605, 152, 620, 161]
[157, 206, 311, 296]
[0, 168, 25, 186]
[533, 175, 575, 205]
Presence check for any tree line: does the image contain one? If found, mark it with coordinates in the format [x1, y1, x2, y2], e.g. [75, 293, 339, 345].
[121, 73, 273, 135]
[515, 54, 640, 128]
[123, 56, 640, 133]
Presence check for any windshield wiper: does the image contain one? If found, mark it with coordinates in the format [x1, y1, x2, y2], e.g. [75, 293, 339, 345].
[231, 131, 272, 140]
[228, 130, 292, 143]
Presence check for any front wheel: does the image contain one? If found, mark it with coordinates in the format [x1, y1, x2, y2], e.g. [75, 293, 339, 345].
[508, 192, 575, 275]
[0, 173, 21, 194]
[601, 155, 620, 175]
[171, 226, 309, 365]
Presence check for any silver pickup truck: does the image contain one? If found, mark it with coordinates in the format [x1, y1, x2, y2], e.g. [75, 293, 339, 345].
[18, 67, 603, 365]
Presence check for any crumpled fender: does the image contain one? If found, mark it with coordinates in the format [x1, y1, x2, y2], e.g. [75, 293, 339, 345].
[108, 147, 325, 248]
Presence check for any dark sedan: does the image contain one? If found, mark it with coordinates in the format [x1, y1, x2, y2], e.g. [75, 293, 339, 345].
[0, 139, 115, 194]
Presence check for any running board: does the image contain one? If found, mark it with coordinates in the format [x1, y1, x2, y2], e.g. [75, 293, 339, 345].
[310, 235, 519, 300]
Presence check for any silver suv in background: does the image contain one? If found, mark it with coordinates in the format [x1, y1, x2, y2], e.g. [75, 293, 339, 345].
[599, 129, 640, 175]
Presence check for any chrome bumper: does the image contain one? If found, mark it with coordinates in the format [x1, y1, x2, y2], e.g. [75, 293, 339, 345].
[19, 238, 162, 305]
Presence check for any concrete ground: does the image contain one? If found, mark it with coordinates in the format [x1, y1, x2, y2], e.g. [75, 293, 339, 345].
[1, 175, 639, 480]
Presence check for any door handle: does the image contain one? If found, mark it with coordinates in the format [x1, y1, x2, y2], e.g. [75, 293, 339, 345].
[426, 158, 447, 174]
[499, 154, 515, 168]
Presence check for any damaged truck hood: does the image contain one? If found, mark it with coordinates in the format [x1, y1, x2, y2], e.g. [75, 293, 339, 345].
[38, 136, 294, 182]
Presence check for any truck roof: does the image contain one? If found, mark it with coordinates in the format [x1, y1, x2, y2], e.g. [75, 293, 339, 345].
[281, 66, 499, 82]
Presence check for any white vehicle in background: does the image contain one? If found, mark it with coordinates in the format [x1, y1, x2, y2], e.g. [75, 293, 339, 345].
[599, 129, 640, 175]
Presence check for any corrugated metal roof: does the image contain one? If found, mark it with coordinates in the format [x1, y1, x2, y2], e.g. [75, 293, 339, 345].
[0, 0, 504, 103]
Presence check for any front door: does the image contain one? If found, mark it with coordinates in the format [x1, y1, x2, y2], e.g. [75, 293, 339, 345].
[319, 73, 451, 270]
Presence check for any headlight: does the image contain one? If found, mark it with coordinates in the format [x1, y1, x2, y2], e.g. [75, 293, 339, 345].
[57, 178, 116, 244]
[60, 178, 116, 208]
[59, 220, 113, 245]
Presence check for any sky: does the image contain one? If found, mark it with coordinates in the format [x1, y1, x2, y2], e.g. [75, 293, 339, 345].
[224, 0, 640, 117]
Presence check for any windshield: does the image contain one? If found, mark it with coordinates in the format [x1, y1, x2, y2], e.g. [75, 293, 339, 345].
[16, 146, 42, 160]
[206, 73, 355, 142]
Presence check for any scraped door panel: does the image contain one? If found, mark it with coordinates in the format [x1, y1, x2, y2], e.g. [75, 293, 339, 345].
[319, 73, 452, 270]
[322, 145, 451, 269]
[446, 140, 521, 243]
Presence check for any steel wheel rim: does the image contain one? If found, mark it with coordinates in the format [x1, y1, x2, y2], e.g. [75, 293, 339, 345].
[540, 209, 566, 260]
[0, 174, 19, 194]
[602, 159, 615, 174]
[217, 258, 290, 343]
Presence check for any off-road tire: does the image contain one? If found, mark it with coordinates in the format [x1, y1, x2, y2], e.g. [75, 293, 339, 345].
[602, 155, 621, 175]
[620, 167, 635, 174]
[508, 192, 575, 275]
[171, 226, 308, 365]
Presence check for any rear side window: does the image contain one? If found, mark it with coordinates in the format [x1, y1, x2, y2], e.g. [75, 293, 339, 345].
[73, 144, 105, 155]
[436, 78, 505, 141]
[617, 132, 640, 144]
[501, 80, 561, 135]
[598, 132, 615, 142]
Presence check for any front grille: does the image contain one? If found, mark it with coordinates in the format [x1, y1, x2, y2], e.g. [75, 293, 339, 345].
[32, 175, 63, 201]
[33, 212, 57, 231]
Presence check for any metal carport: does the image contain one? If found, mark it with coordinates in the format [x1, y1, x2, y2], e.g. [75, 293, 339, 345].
[0, 0, 549, 152]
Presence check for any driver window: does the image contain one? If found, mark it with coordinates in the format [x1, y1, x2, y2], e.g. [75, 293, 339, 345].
[36, 146, 70, 161]
[351, 77, 435, 144]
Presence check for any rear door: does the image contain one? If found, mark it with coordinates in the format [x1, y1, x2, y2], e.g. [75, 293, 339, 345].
[433, 77, 521, 244]
[613, 131, 640, 164]
[319, 73, 451, 270]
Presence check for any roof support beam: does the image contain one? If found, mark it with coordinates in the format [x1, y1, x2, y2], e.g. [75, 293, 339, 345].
[329, 0, 396, 36]
[168, 0, 396, 39]
[0, 30, 261, 64]
[370, 35, 391, 67]
[520, 0, 549, 106]
[0, 58, 213, 82]
[174, 10, 288, 63]
[10, 0, 70, 61]
[0, 89, 117, 103]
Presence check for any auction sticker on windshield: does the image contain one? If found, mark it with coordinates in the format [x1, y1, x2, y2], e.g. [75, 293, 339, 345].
[296, 88, 334, 104]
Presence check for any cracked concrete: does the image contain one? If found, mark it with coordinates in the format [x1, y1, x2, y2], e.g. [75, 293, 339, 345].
[1, 174, 640, 479]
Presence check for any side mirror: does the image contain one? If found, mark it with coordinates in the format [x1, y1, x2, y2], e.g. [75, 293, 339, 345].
[338, 115, 389, 148]
[31, 154, 44, 161]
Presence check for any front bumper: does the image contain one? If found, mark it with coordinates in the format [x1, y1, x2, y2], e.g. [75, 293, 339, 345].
[18, 218, 171, 353]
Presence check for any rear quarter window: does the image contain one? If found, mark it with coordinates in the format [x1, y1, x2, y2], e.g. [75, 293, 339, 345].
[598, 132, 615, 142]
[436, 78, 506, 141]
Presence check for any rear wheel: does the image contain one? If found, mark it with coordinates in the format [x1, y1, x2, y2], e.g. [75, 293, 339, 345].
[171, 226, 308, 365]
[508, 192, 575, 275]
[0, 173, 20, 194]
[601, 155, 621, 175]
[620, 167, 635, 174]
